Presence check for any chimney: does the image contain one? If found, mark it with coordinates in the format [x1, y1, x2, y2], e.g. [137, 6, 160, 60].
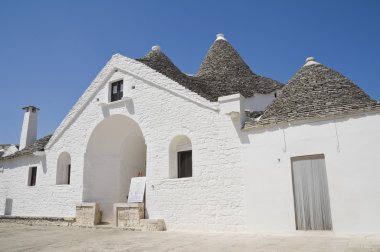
[19, 106, 39, 150]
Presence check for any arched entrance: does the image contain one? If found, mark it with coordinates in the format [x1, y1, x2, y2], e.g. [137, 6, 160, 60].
[83, 115, 146, 222]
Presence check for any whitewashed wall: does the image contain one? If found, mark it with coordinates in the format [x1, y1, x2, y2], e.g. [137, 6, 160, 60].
[244, 91, 277, 112]
[74, 56, 246, 231]
[0, 155, 81, 217]
[242, 113, 380, 234]
[3, 52, 377, 235]
[0, 54, 247, 232]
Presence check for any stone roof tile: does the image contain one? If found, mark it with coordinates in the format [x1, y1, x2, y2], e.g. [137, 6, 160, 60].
[0, 135, 52, 160]
[136, 36, 283, 102]
[196, 39, 283, 97]
[245, 60, 380, 128]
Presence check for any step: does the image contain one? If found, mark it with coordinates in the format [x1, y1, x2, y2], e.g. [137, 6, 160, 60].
[140, 219, 165, 231]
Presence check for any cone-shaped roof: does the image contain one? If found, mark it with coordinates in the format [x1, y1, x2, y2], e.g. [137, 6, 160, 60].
[195, 37, 283, 98]
[136, 47, 210, 99]
[197, 38, 256, 78]
[136, 47, 185, 82]
[136, 35, 283, 102]
[246, 58, 380, 127]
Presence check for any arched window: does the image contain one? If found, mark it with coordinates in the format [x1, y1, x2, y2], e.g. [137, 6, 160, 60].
[169, 136, 192, 178]
[56, 152, 71, 185]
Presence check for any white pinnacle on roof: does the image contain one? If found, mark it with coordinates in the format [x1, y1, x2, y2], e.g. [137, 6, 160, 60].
[216, 33, 226, 41]
[152, 45, 161, 51]
[304, 56, 321, 67]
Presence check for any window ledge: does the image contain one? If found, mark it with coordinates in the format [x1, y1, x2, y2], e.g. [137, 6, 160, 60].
[98, 96, 132, 107]
[166, 177, 194, 181]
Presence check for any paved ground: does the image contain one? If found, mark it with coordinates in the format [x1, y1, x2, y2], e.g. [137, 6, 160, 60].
[0, 223, 380, 252]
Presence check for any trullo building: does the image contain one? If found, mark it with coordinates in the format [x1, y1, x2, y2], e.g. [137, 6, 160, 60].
[1, 34, 380, 234]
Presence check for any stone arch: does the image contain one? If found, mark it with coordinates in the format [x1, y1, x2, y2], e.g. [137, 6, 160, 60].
[169, 135, 192, 178]
[56, 152, 71, 185]
[83, 114, 146, 222]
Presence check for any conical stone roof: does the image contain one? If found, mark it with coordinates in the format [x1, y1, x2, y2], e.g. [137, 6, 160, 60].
[136, 47, 210, 99]
[137, 47, 184, 80]
[245, 58, 380, 128]
[196, 36, 283, 97]
[136, 35, 283, 102]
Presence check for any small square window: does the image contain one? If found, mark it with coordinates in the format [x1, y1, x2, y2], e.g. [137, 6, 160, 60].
[110, 80, 123, 102]
[28, 167, 37, 186]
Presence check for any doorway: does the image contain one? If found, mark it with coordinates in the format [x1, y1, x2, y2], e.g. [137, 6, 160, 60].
[291, 155, 332, 230]
[83, 115, 146, 222]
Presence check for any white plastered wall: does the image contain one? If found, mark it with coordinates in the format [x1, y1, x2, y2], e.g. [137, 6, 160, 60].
[242, 113, 380, 234]
[0, 54, 247, 232]
[244, 91, 277, 112]
[0, 155, 80, 217]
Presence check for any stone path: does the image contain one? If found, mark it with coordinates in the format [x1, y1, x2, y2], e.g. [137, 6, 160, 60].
[0, 223, 380, 251]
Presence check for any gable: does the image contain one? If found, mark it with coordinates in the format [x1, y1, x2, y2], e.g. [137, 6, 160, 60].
[46, 54, 218, 149]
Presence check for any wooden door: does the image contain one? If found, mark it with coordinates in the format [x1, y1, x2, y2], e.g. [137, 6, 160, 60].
[291, 155, 332, 230]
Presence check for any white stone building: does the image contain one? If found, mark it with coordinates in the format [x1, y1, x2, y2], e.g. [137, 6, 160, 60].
[1, 34, 380, 234]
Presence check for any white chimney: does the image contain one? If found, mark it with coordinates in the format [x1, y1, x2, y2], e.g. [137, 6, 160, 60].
[19, 106, 39, 150]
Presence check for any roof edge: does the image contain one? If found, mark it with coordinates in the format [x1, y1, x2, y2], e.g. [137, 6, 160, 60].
[0, 135, 52, 161]
[243, 104, 380, 131]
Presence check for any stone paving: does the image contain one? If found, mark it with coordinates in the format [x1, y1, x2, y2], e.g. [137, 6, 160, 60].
[0, 223, 380, 252]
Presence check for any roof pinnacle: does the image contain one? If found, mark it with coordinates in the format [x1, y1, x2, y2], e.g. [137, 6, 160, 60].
[304, 56, 321, 67]
[152, 45, 161, 51]
[216, 33, 226, 41]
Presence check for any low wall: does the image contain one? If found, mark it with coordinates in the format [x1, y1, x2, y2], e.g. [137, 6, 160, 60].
[0, 215, 75, 226]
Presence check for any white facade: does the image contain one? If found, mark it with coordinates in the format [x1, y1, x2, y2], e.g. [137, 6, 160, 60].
[242, 113, 380, 234]
[244, 92, 278, 112]
[1, 53, 380, 234]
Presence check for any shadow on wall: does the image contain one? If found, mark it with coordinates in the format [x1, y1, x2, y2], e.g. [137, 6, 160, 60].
[126, 100, 135, 115]
[100, 100, 135, 118]
[232, 118, 250, 144]
[83, 114, 146, 222]
[42, 157, 47, 174]
[4, 198, 12, 215]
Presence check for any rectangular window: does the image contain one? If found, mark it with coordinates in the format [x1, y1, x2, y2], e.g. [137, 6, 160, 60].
[178, 150, 192, 178]
[110, 80, 123, 102]
[28, 167, 37, 186]
[67, 164, 71, 185]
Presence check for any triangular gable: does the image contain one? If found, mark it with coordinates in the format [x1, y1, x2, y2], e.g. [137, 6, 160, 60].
[46, 54, 218, 149]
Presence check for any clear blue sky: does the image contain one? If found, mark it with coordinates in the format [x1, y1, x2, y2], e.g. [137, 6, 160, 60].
[0, 0, 379, 144]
